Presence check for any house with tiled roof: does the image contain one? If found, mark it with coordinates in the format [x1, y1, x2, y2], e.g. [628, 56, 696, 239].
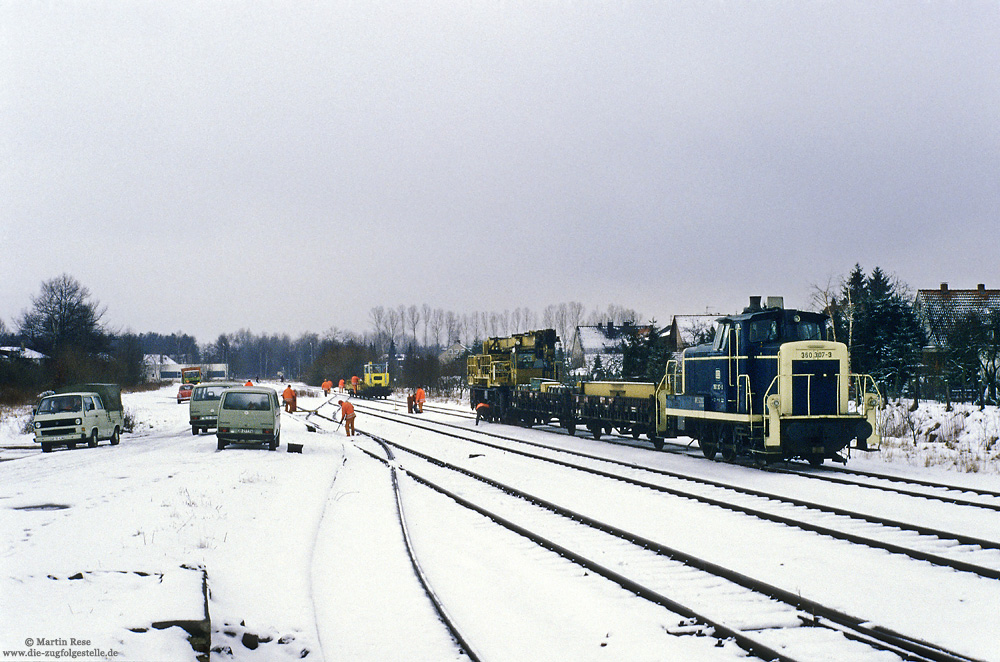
[914, 283, 1000, 395]
[915, 283, 1000, 348]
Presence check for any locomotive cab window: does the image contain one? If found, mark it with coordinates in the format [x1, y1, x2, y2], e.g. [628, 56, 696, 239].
[749, 318, 778, 343]
[790, 318, 823, 341]
[713, 322, 731, 352]
[516, 351, 536, 369]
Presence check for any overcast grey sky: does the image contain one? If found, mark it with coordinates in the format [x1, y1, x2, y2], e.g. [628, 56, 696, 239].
[2, 1, 998, 343]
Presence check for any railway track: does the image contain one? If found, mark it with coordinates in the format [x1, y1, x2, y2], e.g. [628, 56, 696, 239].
[364, 397, 1000, 512]
[351, 425, 983, 662]
[351, 401, 1000, 580]
[358, 436, 482, 662]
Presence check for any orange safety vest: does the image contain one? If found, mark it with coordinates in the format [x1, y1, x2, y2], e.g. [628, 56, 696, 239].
[283, 387, 294, 401]
[415, 388, 425, 402]
[340, 401, 355, 418]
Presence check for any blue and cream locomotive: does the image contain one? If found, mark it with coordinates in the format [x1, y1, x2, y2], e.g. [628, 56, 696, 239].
[657, 296, 881, 465]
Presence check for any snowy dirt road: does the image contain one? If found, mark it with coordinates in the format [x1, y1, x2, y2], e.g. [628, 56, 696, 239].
[1, 384, 999, 662]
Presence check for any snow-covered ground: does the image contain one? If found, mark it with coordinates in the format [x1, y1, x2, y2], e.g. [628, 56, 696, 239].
[1, 385, 998, 661]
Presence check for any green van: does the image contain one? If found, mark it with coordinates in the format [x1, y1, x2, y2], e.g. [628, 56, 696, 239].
[189, 381, 243, 435]
[216, 387, 281, 451]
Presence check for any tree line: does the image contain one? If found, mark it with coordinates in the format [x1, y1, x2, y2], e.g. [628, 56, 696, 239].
[3, 269, 997, 405]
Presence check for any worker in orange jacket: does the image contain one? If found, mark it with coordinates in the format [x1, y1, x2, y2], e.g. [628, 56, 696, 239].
[339, 379, 345, 391]
[475, 401, 490, 426]
[244, 380, 253, 387]
[282, 385, 295, 413]
[338, 399, 356, 436]
[414, 387, 426, 413]
[321, 380, 332, 397]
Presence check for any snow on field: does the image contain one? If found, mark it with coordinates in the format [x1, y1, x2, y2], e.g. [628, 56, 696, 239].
[1, 385, 999, 661]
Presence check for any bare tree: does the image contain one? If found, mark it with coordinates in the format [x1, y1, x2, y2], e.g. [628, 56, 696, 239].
[542, 304, 557, 329]
[810, 276, 841, 342]
[566, 301, 585, 336]
[421, 304, 432, 347]
[430, 308, 445, 347]
[18, 274, 107, 355]
[523, 307, 537, 330]
[511, 308, 523, 334]
[445, 311, 458, 346]
[369, 306, 387, 353]
[406, 305, 421, 346]
[387, 307, 403, 350]
[469, 312, 481, 344]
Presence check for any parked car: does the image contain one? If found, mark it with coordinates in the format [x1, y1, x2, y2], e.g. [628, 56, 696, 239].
[177, 383, 194, 404]
[216, 387, 281, 451]
[188, 381, 242, 435]
[33, 384, 124, 453]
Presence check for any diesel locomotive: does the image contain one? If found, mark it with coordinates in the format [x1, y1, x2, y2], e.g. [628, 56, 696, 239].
[348, 362, 392, 399]
[467, 297, 882, 465]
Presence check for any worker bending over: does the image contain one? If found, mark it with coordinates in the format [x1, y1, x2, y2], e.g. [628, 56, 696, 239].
[338, 399, 356, 436]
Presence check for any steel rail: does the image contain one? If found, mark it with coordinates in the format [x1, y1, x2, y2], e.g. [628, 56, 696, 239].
[360, 429, 982, 662]
[354, 403, 1000, 580]
[353, 437, 483, 662]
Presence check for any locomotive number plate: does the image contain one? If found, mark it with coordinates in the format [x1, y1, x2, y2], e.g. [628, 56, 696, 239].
[799, 351, 834, 359]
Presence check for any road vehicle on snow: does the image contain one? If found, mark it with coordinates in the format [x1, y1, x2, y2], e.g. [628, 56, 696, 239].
[215, 387, 281, 451]
[32, 384, 124, 453]
[188, 381, 243, 435]
[177, 383, 194, 404]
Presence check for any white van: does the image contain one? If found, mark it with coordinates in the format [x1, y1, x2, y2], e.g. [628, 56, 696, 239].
[216, 387, 281, 451]
[189, 381, 242, 435]
[33, 384, 124, 453]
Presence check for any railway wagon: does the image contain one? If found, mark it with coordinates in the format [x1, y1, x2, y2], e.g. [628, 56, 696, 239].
[655, 297, 882, 465]
[468, 329, 562, 416]
[509, 380, 658, 442]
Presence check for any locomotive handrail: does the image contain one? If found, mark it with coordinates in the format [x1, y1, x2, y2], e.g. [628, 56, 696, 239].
[763, 372, 882, 418]
[662, 359, 682, 395]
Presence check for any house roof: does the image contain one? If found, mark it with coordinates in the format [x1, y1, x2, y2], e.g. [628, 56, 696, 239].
[0, 346, 48, 360]
[574, 323, 652, 355]
[143, 354, 181, 366]
[669, 314, 721, 348]
[915, 283, 1000, 347]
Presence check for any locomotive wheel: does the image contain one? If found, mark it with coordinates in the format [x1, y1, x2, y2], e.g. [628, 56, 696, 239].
[807, 454, 824, 467]
[588, 423, 602, 440]
[700, 439, 717, 460]
[720, 428, 738, 461]
[700, 423, 722, 460]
